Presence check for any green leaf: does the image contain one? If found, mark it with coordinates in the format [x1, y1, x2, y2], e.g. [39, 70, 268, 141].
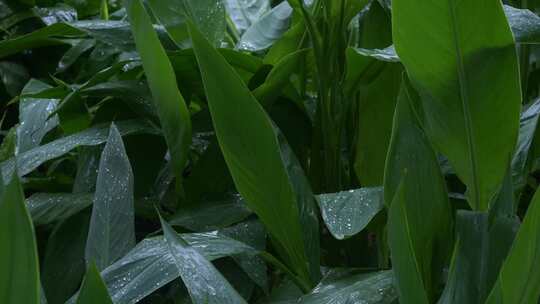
[147, 0, 226, 48]
[387, 181, 429, 304]
[237, 1, 293, 52]
[77, 263, 113, 304]
[485, 186, 540, 304]
[17, 79, 59, 153]
[0, 173, 40, 304]
[223, 0, 270, 33]
[27, 192, 93, 225]
[317, 187, 383, 240]
[81, 226, 258, 303]
[126, 0, 192, 188]
[385, 80, 453, 302]
[1, 119, 157, 182]
[85, 124, 135, 270]
[160, 214, 248, 304]
[297, 270, 397, 304]
[188, 21, 321, 287]
[392, 0, 522, 210]
[0, 23, 83, 59]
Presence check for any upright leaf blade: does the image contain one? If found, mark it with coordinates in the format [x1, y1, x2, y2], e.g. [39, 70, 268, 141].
[384, 80, 453, 302]
[126, 0, 192, 187]
[0, 173, 40, 304]
[486, 186, 540, 304]
[85, 124, 135, 270]
[392, 0, 521, 210]
[188, 21, 321, 287]
[76, 263, 113, 304]
[159, 215, 247, 304]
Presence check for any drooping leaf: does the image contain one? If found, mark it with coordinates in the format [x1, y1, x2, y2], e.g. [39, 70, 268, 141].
[71, 228, 259, 304]
[485, 186, 540, 304]
[160, 215, 248, 304]
[385, 80, 453, 302]
[76, 263, 113, 304]
[189, 21, 321, 287]
[237, 1, 293, 52]
[126, 0, 192, 189]
[393, 0, 522, 210]
[85, 124, 135, 270]
[1, 119, 157, 182]
[0, 173, 40, 304]
[317, 187, 383, 240]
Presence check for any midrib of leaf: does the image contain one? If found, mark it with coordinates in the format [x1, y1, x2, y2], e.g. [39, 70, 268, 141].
[448, 0, 481, 210]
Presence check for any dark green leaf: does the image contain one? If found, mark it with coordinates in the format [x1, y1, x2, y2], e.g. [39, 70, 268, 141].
[0, 173, 40, 304]
[189, 21, 321, 287]
[126, 0, 192, 188]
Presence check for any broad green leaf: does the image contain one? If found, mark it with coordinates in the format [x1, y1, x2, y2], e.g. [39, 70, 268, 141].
[85, 124, 135, 270]
[76, 227, 259, 304]
[393, 0, 522, 210]
[27, 193, 93, 225]
[0, 173, 40, 304]
[77, 263, 113, 304]
[385, 80, 453, 302]
[1, 119, 157, 182]
[237, 1, 293, 52]
[297, 270, 397, 304]
[223, 0, 271, 33]
[160, 215, 248, 304]
[126, 0, 192, 189]
[189, 21, 321, 287]
[317, 187, 383, 240]
[504, 5, 540, 44]
[485, 186, 540, 304]
[147, 0, 226, 48]
[42, 211, 90, 304]
[0, 23, 82, 59]
[17, 79, 59, 153]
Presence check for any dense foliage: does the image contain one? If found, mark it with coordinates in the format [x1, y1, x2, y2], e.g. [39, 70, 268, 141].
[1, 0, 540, 303]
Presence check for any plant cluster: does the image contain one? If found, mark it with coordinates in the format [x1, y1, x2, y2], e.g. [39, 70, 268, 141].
[1, 0, 540, 303]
